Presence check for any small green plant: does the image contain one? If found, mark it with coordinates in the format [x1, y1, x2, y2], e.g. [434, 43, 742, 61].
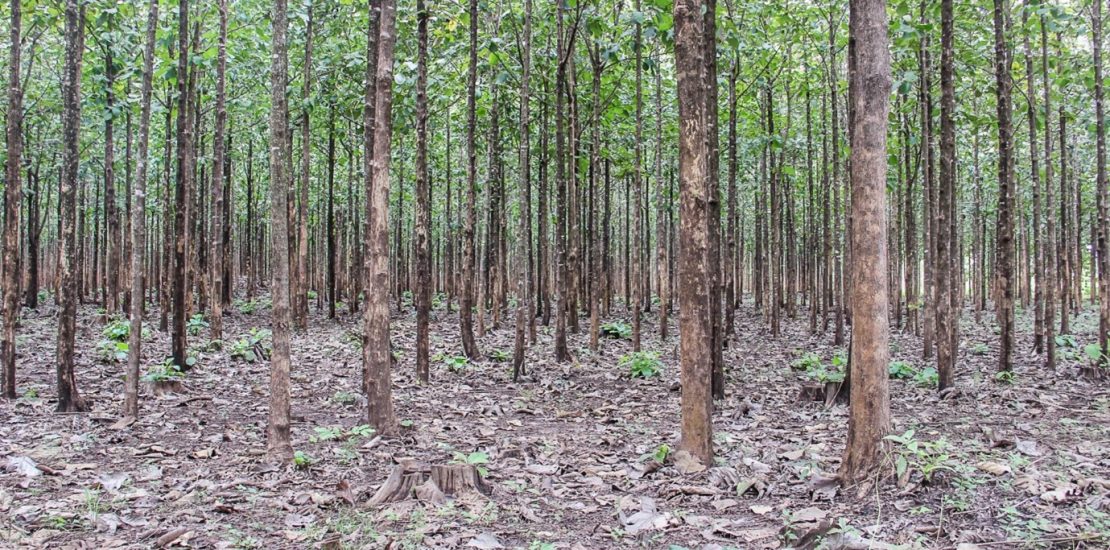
[186, 313, 209, 335]
[102, 317, 130, 342]
[96, 339, 129, 363]
[1083, 343, 1107, 368]
[310, 424, 375, 443]
[621, 351, 663, 379]
[640, 443, 670, 463]
[293, 450, 314, 469]
[142, 360, 186, 383]
[994, 370, 1015, 384]
[229, 328, 272, 362]
[971, 342, 990, 355]
[20, 387, 38, 400]
[600, 321, 632, 339]
[488, 348, 510, 362]
[912, 366, 939, 388]
[307, 290, 318, 300]
[794, 352, 823, 371]
[1055, 334, 1079, 349]
[331, 391, 357, 406]
[451, 450, 490, 477]
[884, 429, 954, 483]
[888, 360, 916, 380]
[441, 354, 470, 372]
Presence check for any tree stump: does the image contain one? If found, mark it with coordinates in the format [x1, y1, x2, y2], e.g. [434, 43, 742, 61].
[368, 459, 491, 506]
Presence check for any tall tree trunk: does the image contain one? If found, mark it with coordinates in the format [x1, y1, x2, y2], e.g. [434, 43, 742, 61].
[993, 0, 1016, 372]
[1095, 0, 1110, 372]
[658, 55, 671, 341]
[267, 0, 294, 462]
[1040, 9, 1056, 370]
[104, 17, 120, 314]
[171, 0, 191, 371]
[1, 0, 22, 398]
[553, 2, 570, 363]
[513, 0, 533, 381]
[414, 0, 431, 384]
[936, 0, 956, 391]
[56, 0, 88, 412]
[1023, 0, 1043, 356]
[459, 0, 480, 359]
[363, 0, 398, 431]
[124, 0, 159, 419]
[674, 0, 714, 465]
[840, 0, 892, 485]
[294, 6, 313, 329]
[210, 0, 228, 341]
[631, 0, 643, 352]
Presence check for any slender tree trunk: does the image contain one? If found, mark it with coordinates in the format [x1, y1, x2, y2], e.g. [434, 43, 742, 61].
[124, 0, 159, 419]
[657, 56, 671, 341]
[631, 0, 643, 352]
[1095, 0, 1110, 372]
[103, 18, 120, 314]
[936, 0, 956, 391]
[840, 0, 892, 485]
[267, 0, 294, 462]
[294, 6, 313, 329]
[459, 0, 480, 359]
[414, 0, 431, 384]
[674, 0, 714, 465]
[554, 2, 570, 363]
[326, 105, 337, 319]
[993, 0, 1016, 372]
[210, 0, 228, 341]
[171, 0, 192, 371]
[1040, 10, 1057, 370]
[513, 0, 533, 381]
[1023, 0, 1043, 356]
[1, 0, 22, 399]
[363, 0, 398, 431]
[56, 0, 88, 412]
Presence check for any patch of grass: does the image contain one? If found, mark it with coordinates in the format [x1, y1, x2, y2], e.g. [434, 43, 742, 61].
[600, 321, 632, 339]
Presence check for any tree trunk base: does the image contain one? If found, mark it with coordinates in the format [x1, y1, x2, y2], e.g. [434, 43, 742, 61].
[368, 459, 491, 506]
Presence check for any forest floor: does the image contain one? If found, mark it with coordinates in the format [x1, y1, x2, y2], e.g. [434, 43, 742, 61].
[1, 292, 1109, 549]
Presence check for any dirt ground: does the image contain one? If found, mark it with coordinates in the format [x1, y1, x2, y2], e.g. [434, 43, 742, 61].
[1, 294, 1108, 549]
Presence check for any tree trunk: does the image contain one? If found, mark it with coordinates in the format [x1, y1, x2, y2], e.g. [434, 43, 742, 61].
[674, 0, 714, 465]
[414, 0, 431, 384]
[363, 0, 398, 432]
[1095, 0, 1110, 372]
[124, 0, 159, 420]
[210, 0, 228, 341]
[840, 0, 892, 485]
[56, 0, 88, 412]
[936, 0, 956, 391]
[993, 0, 1016, 372]
[1, 0, 22, 399]
[171, 0, 192, 371]
[512, 0, 533, 381]
[459, 0, 480, 360]
[267, 0, 294, 462]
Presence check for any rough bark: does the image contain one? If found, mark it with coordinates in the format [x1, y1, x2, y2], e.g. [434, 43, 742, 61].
[512, 0, 533, 381]
[56, 0, 88, 413]
[936, 0, 956, 391]
[459, 0, 480, 360]
[2, 0, 22, 399]
[993, 0, 1016, 372]
[124, 0, 159, 420]
[267, 0, 294, 462]
[210, 0, 228, 341]
[363, 0, 398, 432]
[414, 0, 431, 384]
[674, 0, 713, 464]
[840, 0, 892, 485]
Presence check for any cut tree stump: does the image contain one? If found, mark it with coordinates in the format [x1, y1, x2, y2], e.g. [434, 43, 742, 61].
[368, 459, 491, 506]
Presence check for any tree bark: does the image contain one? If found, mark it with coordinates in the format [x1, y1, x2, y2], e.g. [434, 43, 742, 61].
[363, 0, 398, 432]
[512, 0, 533, 381]
[124, 0, 159, 420]
[936, 0, 956, 391]
[56, 0, 88, 412]
[414, 0, 431, 384]
[210, 0, 228, 341]
[267, 0, 294, 462]
[674, 0, 714, 465]
[840, 0, 892, 485]
[2, 0, 22, 399]
[993, 0, 1016, 372]
[459, 0, 480, 360]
